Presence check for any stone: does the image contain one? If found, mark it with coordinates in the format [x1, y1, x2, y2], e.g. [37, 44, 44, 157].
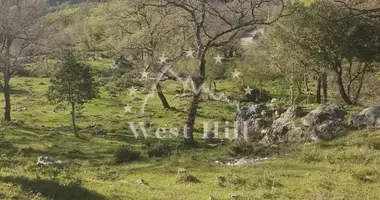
[260, 118, 304, 144]
[12, 106, 28, 112]
[302, 104, 345, 127]
[302, 104, 346, 140]
[229, 193, 239, 199]
[178, 168, 187, 174]
[349, 106, 380, 129]
[235, 104, 271, 140]
[261, 104, 346, 144]
[135, 179, 148, 185]
[37, 156, 62, 168]
[283, 105, 305, 118]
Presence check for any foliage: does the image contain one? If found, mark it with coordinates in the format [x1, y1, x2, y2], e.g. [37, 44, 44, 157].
[271, 1, 380, 105]
[47, 53, 99, 106]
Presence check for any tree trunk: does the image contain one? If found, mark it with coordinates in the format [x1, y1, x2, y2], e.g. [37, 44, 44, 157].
[322, 72, 328, 103]
[184, 69, 204, 144]
[316, 77, 322, 104]
[184, 90, 201, 144]
[71, 102, 79, 137]
[184, 75, 203, 144]
[336, 72, 354, 105]
[354, 70, 366, 104]
[3, 72, 11, 122]
[156, 83, 170, 109]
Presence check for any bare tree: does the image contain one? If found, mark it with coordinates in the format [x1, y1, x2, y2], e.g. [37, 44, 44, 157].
[143, 0, 290, 144]
[0, 0, 50, 121]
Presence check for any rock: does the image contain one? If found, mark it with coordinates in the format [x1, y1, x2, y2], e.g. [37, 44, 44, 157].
[37, 156, 62, 168]
[283, 105, 305, 118]
[12, 106, 28, 112]
[349, 106, 380, 129]
[262, 104, 346, 144]
[273, 107, 286, 118]
[178, 168, 187, 174]
[302, 104, 345, 127]
[229, 193, 239, 199]
[260, 117, 304, 144]
[302, 104, 346, 140]
[135, 179, 148, 185]
[235, 104, 271, 140]
[271, 98, 278, 104]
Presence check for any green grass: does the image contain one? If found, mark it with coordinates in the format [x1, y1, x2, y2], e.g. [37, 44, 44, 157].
[0, 76, 379, 199]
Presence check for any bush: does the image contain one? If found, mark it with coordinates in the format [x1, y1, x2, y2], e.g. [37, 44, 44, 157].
[147, 142, 172, 158]
[114, 145, 141, 164]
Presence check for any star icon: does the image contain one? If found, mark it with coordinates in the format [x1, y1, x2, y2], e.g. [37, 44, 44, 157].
[129, 86, 137, 96]
[184, 48, 195, 58]
[214, 54, 223, 64]
[232, 69, 241, 79]
[159, 53, 168, 64]
[141, 71, 149, 79]
[124, 105, 132, 113]
[244, 85, 253, 95]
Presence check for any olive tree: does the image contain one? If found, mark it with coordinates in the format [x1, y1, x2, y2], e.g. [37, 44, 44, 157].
[143, 0, 290, 144]
[0, 0, 50, 121]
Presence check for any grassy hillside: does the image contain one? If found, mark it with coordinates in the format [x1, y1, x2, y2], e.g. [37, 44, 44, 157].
[0, 76, 379, 200]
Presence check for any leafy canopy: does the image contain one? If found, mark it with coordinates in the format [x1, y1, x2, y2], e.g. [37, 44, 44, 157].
[47, 53, 99, 105]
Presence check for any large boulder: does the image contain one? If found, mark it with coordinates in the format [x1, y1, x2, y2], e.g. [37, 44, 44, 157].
[261, 104, 346, 144]
[302, 104, 345, 127]
[301, 104, 346, 140]
[235, 104, 271, 140]
[260, 117, 304, 144]
[350, 106, 380, 129]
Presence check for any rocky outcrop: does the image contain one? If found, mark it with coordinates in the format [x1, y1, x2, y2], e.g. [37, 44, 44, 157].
[283, 105, 305, 119]
[350, 106, 380, 129]
[235, 104, 271, 140]
[237, 104, 347, 144]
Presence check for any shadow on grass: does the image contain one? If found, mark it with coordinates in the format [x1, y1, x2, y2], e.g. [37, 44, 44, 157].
[0, 176, 107, 200]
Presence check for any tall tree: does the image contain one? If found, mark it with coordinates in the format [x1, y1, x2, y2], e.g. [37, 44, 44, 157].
[143, 0, 289, 144]
[0, 0, 50, 121]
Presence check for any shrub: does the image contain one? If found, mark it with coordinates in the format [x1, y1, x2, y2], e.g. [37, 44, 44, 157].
[147, 142, 172, 158]
[114, 145, 141, 164]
